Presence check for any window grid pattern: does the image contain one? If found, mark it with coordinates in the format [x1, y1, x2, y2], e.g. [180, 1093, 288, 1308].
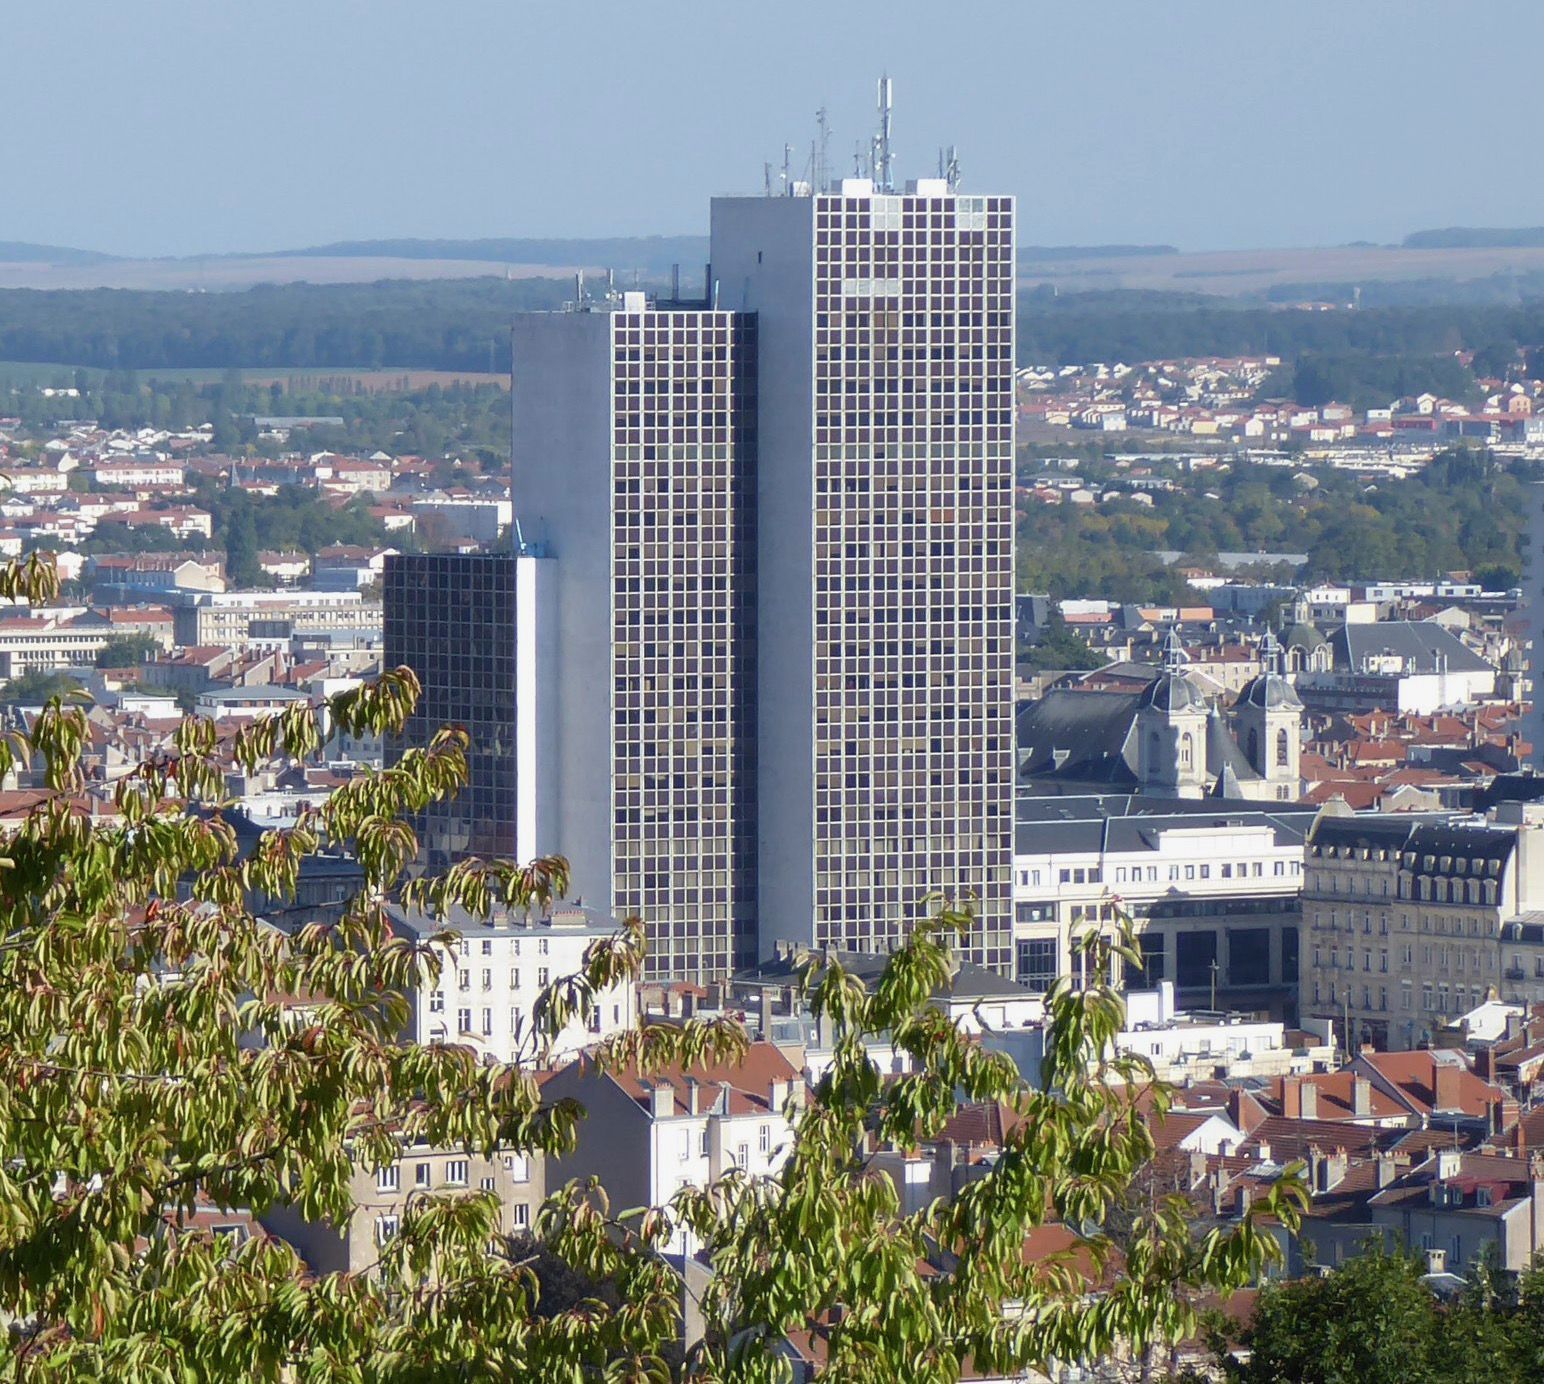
[610, 310, 758, 982]
[809, 193, 1015, 971]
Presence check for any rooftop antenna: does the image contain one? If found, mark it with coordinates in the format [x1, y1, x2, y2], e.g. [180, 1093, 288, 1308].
[944, 145, 961, 191]
[763, 161, 773, 197]
[876, 74, 894, 191]
[781, 142, 792, 195]
[852, 143, 864, 178]
[574, 268, 585, 309]
[816, 104, 831, 191]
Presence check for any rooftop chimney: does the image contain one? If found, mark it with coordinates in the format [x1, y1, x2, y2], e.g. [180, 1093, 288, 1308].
[1434, 1059, 1463, 1114]
[650, 1080, 674, 1119]
[685, 1077, 700, 1117]
[1301, 1081, 1319, 1122]
[1352, 1076, 1372, 1118]
[1282, 1075, 1302, 1120]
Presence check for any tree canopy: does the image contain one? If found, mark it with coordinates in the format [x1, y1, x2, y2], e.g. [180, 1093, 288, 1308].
[0, 550, 1304, 1380]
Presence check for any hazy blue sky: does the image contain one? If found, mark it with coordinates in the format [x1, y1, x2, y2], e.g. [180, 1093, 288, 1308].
[7, 0, 1542, 257]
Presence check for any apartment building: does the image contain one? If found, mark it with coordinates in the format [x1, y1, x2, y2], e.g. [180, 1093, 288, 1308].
[261, 1141, 542, 1276]
[1301, 804, 1544, 1050]
[386, 902, 635, 1065]
[173, 590, 378, 648]
[1013, 793, 1316, 1022]
[543, 1042, 801, 1254]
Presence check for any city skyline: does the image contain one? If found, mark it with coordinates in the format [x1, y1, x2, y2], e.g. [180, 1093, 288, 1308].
[6, 0, 1544, 259]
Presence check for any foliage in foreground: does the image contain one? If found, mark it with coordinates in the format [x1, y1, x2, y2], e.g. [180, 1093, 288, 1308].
[1226, 1245, 1544, 1384]
[0, 551, 1301, 1380]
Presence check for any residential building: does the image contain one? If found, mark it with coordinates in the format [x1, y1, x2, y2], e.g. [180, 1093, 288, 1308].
[510, 295, 758, 982]
[988, 980, 1335, 1087]
[542, 1042, 801, 1254]
[1012, 792, 1315, 1021]
[172, 590, 377, 648]
[261, 1141, 543, 1276]
[1352, 1151, 1544, 1276]
[1301, 805, 1544, 1051]
[384, 553, 516, 863]
[0, 609, 120, 677]
[89, 460, 185, 489]
[1296, 620, 1498, 715]
[386, 901, 635, 1064]
[710, 176, 1016, 971]
[87, 553, 225, 598]
[312, 545, 396, 591]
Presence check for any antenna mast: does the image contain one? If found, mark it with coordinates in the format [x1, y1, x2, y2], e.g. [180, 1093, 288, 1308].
[876, 74, 894, 191]
[815, 104, 830, 192]
[782, 143, 793, 195]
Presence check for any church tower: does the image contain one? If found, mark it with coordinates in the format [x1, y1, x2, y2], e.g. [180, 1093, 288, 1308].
[1134, 629, 1210, 798]
[1235, 630, 1303, 802]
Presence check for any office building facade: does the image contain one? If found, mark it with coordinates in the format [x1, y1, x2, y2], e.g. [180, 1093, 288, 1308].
[710, 180, 1016, 970]
[511, 298, 759, 982]
[383, 553, 517, 866]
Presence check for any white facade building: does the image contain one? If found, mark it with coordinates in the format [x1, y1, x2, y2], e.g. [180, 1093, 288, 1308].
[387, 902, 636, 1065]
[1013, 794, 1317, 1022]
[543, 1042, 801, 1254]
[987, 981, 1334, 1088]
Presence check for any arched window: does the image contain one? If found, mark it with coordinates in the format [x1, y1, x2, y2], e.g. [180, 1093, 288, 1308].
[1276, 728, 1291, 767]
[1148, 729, 1161, 765]
[1180, 733, 1194, 770]
[1247, 728, 1260, 767]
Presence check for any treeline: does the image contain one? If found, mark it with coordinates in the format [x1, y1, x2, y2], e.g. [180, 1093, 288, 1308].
[0, 373, 511, 462]
[7, 281, 1544, 376]
[1404, 226, 1544, 249]
[1018, 447, 1532, 599]
[1017, 290, 1544, 369]
[0, 279, 573, 373]
[1290, 352, 1481, 409]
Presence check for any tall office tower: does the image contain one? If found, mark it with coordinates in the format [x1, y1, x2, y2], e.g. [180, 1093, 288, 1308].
[711, 178, 1016, 972]
[511, 294, 758, 982]
[383, 553, 517, 867]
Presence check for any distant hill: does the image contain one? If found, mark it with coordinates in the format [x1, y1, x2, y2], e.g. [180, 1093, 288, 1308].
[0, 241, 117, 265]
[1019, 244, 1178, 261]
[1403, 227, 1544, 249]
[275, 236, 710, 275]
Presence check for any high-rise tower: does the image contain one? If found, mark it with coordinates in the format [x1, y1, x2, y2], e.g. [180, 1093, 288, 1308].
[710, 177, 1016, 971]
[510, 294, 759, 982]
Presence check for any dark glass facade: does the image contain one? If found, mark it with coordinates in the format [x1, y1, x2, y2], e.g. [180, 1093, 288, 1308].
[383, 553, 516, 867]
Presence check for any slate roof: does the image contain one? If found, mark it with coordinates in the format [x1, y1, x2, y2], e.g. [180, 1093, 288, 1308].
[1332, 620, 1494, 676]
[1014, 792, 1317, 856]
[1016, 689, 1140, 784]
[736, 950, 1033, 1003]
